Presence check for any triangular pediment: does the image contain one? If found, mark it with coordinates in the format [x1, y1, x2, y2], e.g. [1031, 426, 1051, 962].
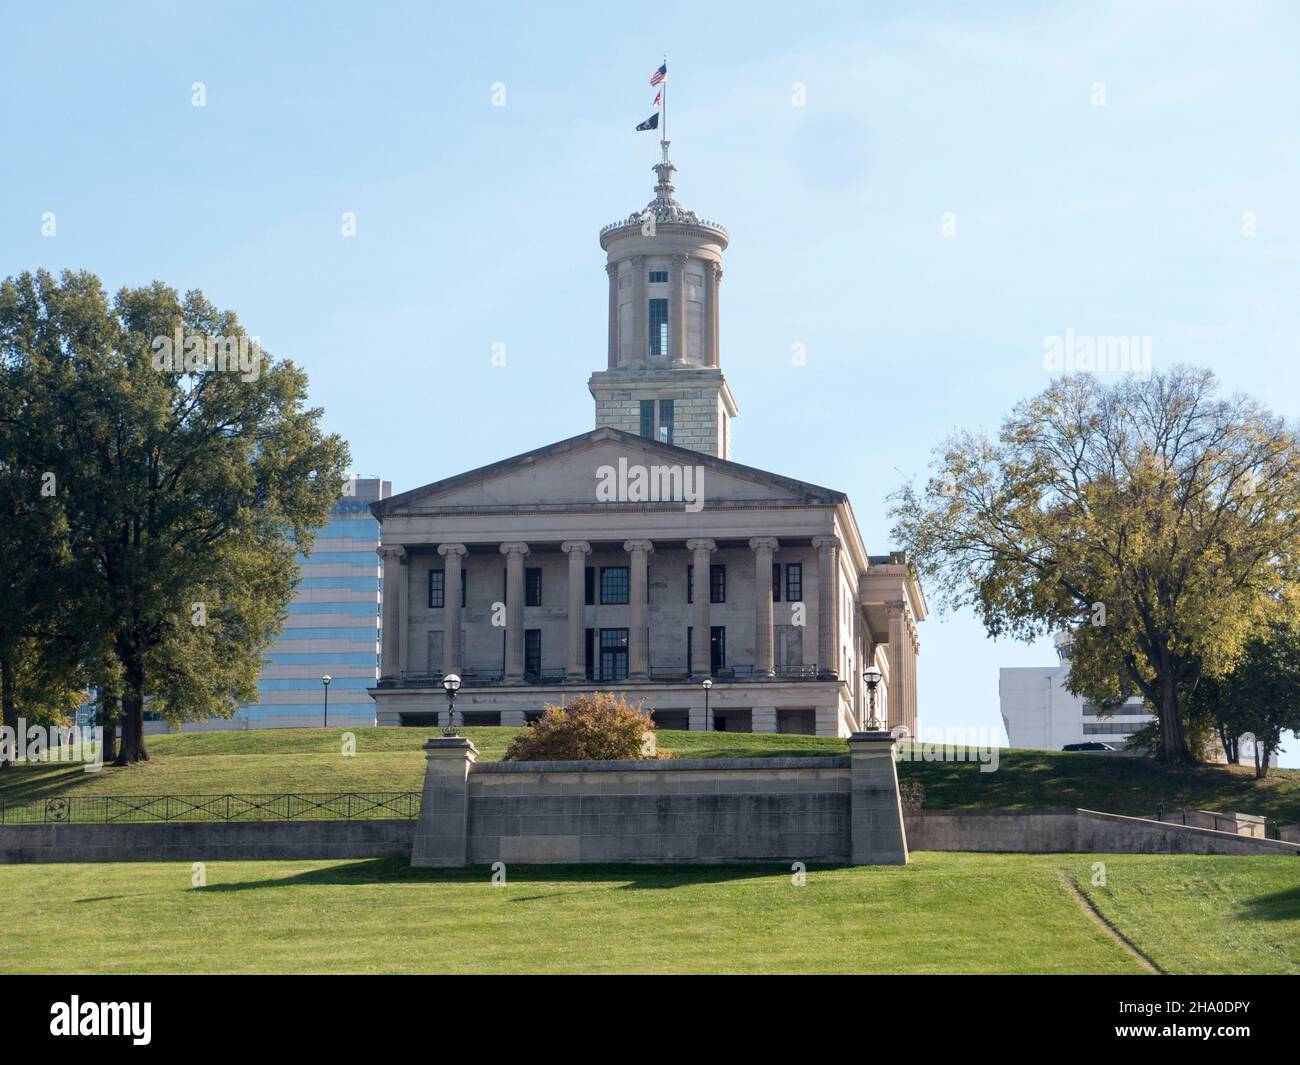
[371, 428, 844, 515]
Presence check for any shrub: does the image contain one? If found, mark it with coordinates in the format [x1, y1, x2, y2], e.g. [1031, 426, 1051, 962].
[502, 692, 655, 762]
[898, 780, 925, 814]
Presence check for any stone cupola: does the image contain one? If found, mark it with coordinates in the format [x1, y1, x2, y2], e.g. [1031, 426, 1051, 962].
[588, 142, 738, 459]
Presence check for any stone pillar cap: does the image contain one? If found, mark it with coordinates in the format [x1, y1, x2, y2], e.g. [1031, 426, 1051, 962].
[423, 737, 479, 756]
[848, 731, 895, 743]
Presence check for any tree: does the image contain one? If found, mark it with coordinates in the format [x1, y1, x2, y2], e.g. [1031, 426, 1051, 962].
[0, 270, 350, 764]
[0, 286, 89, 764]
[1212, 621, 1300, 779]
[890, 368, 1300, 767]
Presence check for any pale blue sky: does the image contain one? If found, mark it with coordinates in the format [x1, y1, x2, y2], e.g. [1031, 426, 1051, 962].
[4, 1, 1298, 764]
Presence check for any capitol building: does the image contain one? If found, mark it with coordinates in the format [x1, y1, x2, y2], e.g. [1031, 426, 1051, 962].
[369, 144, 925, 737]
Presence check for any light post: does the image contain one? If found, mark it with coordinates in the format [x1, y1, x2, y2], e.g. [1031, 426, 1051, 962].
[861, 664, 882, 730]
[322, 675, 332, 728]
[442, 673, 462, 736]
[702, 677, 713, 732]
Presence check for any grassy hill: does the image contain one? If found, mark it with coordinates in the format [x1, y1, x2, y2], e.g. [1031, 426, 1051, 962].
[1, 727, 1298, 824]
[2, 851, 1297, 974]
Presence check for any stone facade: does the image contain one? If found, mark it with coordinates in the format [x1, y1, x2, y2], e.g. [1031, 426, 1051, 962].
[368, 142, 926, 737]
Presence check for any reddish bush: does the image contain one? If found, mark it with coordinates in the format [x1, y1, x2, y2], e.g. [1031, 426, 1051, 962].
[502, 692, 656, 761]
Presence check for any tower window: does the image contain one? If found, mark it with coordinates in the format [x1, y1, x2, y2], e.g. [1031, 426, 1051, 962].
[658, 400, 674, 444]
[648, 270, 668, 284]
[648, 298, 669, 357]
[639, 400, 655, 440]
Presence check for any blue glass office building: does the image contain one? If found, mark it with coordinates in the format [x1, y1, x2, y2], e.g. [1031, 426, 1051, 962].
[238, 477, 390, 727]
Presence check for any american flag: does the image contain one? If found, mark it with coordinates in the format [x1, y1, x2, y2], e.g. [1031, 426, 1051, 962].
[650, 63, 666, 86]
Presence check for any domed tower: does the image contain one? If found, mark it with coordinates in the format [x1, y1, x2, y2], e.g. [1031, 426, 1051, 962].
[589, 142, 738, 459]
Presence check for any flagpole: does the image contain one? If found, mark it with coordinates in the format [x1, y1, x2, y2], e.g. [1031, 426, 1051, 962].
[661, 55, 668, 162]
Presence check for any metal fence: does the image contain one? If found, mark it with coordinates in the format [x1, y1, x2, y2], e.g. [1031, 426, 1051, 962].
[0, 792, 421, 825]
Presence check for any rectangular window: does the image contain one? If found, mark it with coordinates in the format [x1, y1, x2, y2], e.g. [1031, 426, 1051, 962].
[585, 628, 595, 680]
[710, 564, 726, 604]
[525, 567, 542, 607]
[639, 399, 655, 439]
[585, 566, 595, 606]
[460, 574, 466, 608]
[524, 629, 541, 678]
[772, 563, 782, 602]
[648, 270, 668, 284]
[658, 399, 674, 445]
[428, 570, 445, 609]
[711, 626, 726, 673]
[686, 564, 693, 603]
[600, 628, 629, 681]
[648, 298, 669, 357]
[786, 563, 803, 603]
[601, 566, 629, 605]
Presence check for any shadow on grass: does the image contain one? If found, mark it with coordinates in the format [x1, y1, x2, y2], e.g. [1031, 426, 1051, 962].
[196, 857, 823, 896]
[1242, 883, 1300, 921]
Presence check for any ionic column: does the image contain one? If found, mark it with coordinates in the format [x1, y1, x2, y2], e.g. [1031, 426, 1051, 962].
[907, 622, 920, 734]
[438, 543, 466, 676]
[562, 540, 591, 681]
[813, 535, 840, 678]
[670, 254, 688, 364]
[886, 602, 906, 730]
[500, 542, 530, 683]
[750, 537, 778, 677]
[625, 539, 654, 679]
[631, 255, 646, 363]
[378, 544, 406, 679]
[703, 261, 718, 367]
[606, 263, 618, 368]
[711, 266, 722, 368]
[687, 539, 716, 679]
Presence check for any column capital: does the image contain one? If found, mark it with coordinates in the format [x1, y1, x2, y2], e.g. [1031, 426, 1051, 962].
[623, 538, 655, 555]
[561, 540, 592, 556]
[749, 536, 780, 552]
[812, 535, 840, 551]
[605, 262, 618, 278]
[886, 599, 908, 620]
[437, 542, 467, 558]
[671, 252, 689, 267]
[499, 541, 531, 558]
[686, 538, 716, 554]
[631, 253, 646, 266]
[377, 544, 406, 562]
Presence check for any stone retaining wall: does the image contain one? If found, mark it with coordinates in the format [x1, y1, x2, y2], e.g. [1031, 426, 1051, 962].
[410, 732, 909, 866]
[0, 819, 416, 864]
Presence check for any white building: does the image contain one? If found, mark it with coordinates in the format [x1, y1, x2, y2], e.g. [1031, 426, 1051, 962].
[367, 141, 926, 736]
[999, 640, 1155, 751]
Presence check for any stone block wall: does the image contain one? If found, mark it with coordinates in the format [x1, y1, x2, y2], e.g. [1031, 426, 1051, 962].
[411, 733, 907, 866]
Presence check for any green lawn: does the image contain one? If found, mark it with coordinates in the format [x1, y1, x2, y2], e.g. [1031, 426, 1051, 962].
[2, 727, 1297, 825]
[2, 852, 1296, 974]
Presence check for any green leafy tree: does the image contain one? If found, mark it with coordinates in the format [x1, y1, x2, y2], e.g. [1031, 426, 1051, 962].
[0, 270, 350, 764]
[0, 285, 90, 764]
[1211, 621, 1300, 779]
[890, 368, 1300, 767]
